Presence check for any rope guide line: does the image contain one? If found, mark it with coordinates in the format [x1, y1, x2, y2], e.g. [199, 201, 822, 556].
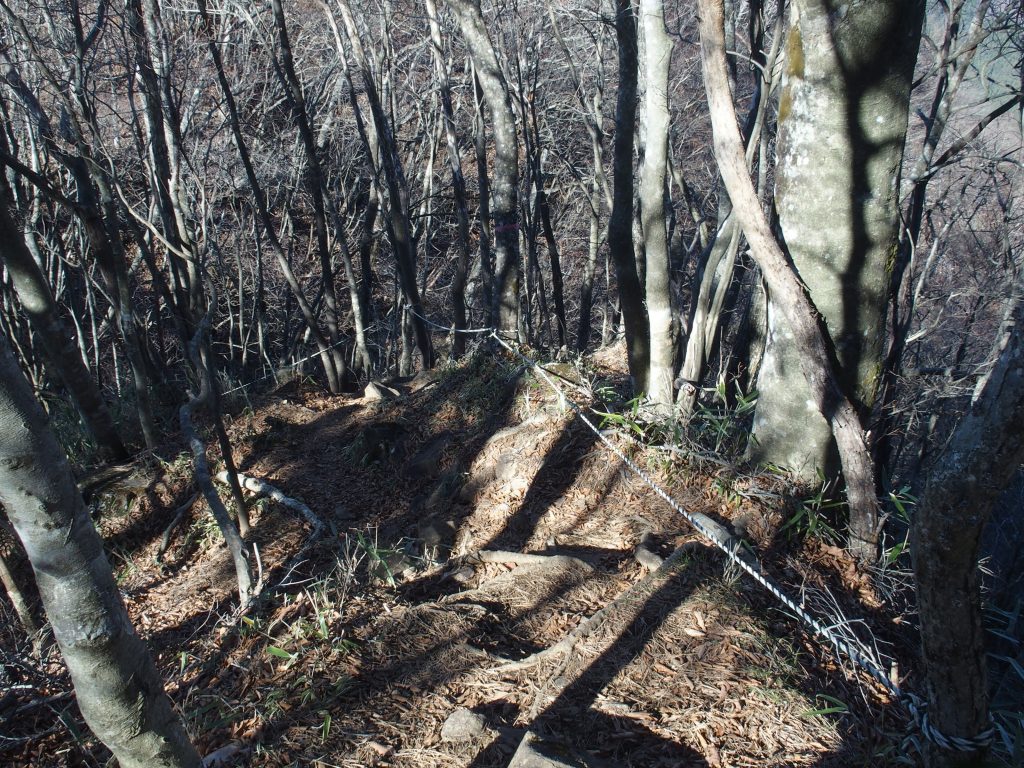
[220, 337, 349, 397]
[408, 308, 994, 753]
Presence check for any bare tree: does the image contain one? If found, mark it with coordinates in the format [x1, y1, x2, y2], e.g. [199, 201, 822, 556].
[697, 0, 915, 558]
[0, 330, 200, 768]
[447, 0, 521, 336]
[609, 0, 649, 391]
[638, 0, 674, 412]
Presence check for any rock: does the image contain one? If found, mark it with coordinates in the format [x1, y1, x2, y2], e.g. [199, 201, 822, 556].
[425, 467, 463, 510]
[405, 431, 453, 479]
[364, 381, 401, 401]
[418, 518, 457, 558]
[440, 707, 489, 743]
[508, 732, 582, 767]
[543, 362, 583, 386]
[408, 369, 441, 392]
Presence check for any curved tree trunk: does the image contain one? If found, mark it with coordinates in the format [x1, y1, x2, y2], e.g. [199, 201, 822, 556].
[0, 332, 200, 768]
[698, 0, 913, 558]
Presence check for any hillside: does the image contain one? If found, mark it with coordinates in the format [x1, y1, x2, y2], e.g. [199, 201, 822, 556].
[2, 346, 912, 767]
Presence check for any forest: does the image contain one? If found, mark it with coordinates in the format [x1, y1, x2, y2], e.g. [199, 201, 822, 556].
[0, 0, 1022, 766]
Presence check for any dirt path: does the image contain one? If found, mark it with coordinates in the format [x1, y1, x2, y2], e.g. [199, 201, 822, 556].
[1, 352, 904, 767]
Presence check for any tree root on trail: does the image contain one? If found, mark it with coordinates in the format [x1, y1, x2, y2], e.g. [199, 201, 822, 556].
[439, 550, 594, 607]
[469, 549, 593, 569]
[492, 541, 707, 675]
[633, 531, 665, 570]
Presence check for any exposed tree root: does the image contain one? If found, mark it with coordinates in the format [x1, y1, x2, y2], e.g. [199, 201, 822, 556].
[439, 550, 595, 607]
[468, 549, 592, 569]
[493, 541, 706, 675]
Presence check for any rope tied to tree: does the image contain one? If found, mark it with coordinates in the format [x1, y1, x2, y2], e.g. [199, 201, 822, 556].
[407, 307, 996, 753]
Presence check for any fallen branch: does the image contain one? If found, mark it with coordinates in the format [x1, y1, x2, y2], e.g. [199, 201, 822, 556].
[213, 471, 324, 536]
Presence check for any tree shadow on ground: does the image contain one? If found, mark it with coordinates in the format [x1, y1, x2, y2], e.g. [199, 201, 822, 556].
[476, 417, 601, 553]
[467, 557, 711, 767]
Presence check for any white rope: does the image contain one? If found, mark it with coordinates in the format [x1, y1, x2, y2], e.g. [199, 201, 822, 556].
[220, 337, 348, 397]
[473, 328, 993, 753]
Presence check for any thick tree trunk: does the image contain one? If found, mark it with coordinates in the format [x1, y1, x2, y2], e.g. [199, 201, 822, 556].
[912, 300, 1024, 767]
[447, 0, 520, 336]
[0, 332, 200, 768]
[639, 0, 674, 412]
[699, 0, 899, 558]
[609, 0, 649, 392]
[748, 0, 924, 482]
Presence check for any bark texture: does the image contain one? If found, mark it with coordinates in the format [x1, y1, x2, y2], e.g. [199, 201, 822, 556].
[639, 0, 674, 412]
[698, 0, 886, 557]
[749, 0, 924, 479]
[912, 300, 1024, 767]
[0, 333, 199, 768]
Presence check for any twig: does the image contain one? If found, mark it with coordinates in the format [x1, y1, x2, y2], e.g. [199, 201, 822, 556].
[156, 492, 201, 561]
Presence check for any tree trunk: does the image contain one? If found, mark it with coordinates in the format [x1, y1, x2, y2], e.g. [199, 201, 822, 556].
[912, 299, 1024, 767]
[609, 0, 649, 392]
[471, 68, 496, 325]
[179, 300, 253, 607]
[0, 528, 48, 657]
[639, 0, 674, 412]
[748, 0, 924, 484]
[0, 332, 200, 768]
[448, 0, 520, 336]
[677, 215, 741, 415]
[698, 0, 905, 558]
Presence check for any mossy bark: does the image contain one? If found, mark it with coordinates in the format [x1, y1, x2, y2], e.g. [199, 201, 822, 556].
[749, 0, 924, 480]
